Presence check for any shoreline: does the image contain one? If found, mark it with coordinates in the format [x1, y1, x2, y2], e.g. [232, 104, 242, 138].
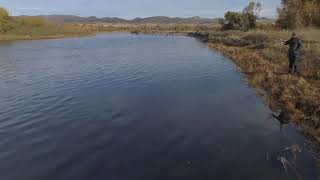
[0, 33, 97, 42]
[1, 30, 319, 145]
[0, 31, 190, 42]
[188, 33, 320, 145]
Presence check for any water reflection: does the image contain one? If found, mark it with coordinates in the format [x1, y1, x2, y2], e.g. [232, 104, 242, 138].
[270, 108, 291, 131]
[0, 41, 14, 47]
[0, 33, 318, 180]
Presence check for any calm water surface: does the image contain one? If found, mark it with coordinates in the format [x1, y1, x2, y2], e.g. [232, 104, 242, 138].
[0, 33, 318, 180]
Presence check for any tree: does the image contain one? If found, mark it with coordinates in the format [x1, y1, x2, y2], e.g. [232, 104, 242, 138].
[223, 11, 242, 29]
[243, 2, 262, 16]
[221, 2, 261, 30]
[241, 12, 257, 29]
[276, 0, 320, 29]
[0, 6, 13, 32]
[241, 2, 261, 29]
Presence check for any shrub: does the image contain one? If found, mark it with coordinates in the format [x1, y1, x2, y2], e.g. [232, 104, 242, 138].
[243, 32, 270, 44]
[0, 6, 13, 32]
[221, 11, 242, 30]
[0, 6, 9, 18]
[21, 16, 46, 27]
[220, 2, 261, 30]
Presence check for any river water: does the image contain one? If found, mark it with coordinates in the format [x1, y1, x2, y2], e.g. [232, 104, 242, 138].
[0, 33, 318, 180]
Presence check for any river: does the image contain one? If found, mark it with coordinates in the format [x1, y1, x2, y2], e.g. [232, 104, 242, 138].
[0, 33, 318, 180]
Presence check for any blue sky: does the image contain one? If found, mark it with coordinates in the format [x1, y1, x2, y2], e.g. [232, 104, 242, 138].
[1, 0, 280, 19]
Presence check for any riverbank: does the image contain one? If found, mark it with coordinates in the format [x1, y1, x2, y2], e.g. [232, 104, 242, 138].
[0, 34, 95, 41]
[0, 9, 95, 41]
[2, 23, 320, 144]
[0, 24, 201, 41]
[0, 23, 97, 41]
[189, 29, 320, 144]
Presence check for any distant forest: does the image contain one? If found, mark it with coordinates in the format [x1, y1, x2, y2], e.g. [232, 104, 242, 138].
[277, 0, 320, 29]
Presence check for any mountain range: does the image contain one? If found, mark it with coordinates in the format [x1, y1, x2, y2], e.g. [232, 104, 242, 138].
[36, 15, 219, 24]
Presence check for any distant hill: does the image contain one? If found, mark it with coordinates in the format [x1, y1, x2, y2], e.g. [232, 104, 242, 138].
[130, 16, 217, 24]
[33, 15, 219, 24]
[31, 15, 129, 23]
[16, 15, 273, 24]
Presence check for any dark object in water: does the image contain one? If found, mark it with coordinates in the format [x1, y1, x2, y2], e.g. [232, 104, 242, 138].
[131, 30, 140, 34]
[187, 31, 209, 42]
[270, 109, 291, 131]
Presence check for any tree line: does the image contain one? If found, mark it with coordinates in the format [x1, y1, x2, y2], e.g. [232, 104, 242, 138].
[220, 0, 320, 30]
[277, 0, 320, 29]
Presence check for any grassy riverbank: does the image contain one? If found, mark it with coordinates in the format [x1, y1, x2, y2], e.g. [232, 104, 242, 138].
[0, 22, 210, 41]
[0, 22, 96, 41]
[191, 29, 320, 144]
[0, 7, 95, 41]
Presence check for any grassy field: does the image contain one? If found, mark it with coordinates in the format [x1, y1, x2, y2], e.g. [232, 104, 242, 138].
[191, 28, 320, 144]
[71, 23, 215, 35]
[0, 21, 213, 40]
[0, 9, 96, 41]
[0, 23, 96, 41]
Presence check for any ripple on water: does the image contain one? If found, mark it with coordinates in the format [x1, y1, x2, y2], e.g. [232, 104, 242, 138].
[0, 33, 318, 180]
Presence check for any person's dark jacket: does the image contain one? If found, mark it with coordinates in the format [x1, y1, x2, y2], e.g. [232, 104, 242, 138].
[285, 37, 302, 55]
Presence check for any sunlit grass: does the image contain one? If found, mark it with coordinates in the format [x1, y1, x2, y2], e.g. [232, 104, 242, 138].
[200, 28, 320, 144]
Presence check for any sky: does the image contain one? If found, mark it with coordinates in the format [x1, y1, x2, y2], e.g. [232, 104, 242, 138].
[1, 0, 281, 19]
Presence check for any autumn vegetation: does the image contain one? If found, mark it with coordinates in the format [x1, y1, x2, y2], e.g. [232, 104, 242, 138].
[194, 29, 320, 143]
[0, 5, 214, 40]
[0, 6, 93, 40]
[219, 2, 261, 30]
[277, 0, 320, 29]
[190, 1, 320, 144]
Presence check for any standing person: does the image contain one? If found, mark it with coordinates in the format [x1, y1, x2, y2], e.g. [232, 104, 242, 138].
[283, 32, 302, 74]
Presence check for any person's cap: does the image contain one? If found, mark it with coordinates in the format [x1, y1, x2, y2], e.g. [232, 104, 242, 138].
[292, 32, 297, 35]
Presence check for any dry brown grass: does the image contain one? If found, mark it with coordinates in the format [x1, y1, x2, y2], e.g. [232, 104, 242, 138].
[204, 29, 320, 144]
[72, 23, 214, 35]
[203, 29, 320, 80]
[0, 23, 95, 41]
